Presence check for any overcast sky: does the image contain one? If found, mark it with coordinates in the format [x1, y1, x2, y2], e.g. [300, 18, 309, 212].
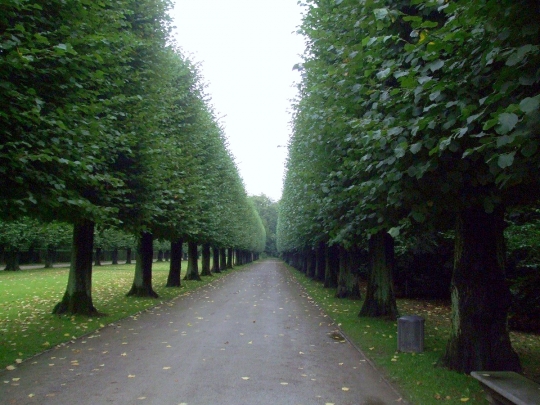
[170, 0, 305, 202]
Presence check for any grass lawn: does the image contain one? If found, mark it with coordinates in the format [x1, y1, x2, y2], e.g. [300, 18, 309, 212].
[0, 261, 233, 369]
[287, 265, 540, 405]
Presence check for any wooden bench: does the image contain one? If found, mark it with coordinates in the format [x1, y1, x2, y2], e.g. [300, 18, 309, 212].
[471, 371, 540, 405]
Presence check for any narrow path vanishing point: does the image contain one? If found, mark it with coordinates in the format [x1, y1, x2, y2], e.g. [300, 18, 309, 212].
[1, 260, 404, 405]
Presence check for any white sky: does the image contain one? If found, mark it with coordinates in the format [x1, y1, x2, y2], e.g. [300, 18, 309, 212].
[170, 0, 305, 202]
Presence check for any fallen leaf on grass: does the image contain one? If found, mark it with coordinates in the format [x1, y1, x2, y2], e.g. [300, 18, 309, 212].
[460, 398, 469, 402]
[15, 359, 22, 364]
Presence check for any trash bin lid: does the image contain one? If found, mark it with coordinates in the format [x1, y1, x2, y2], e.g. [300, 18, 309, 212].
[398, 315, 425, 322]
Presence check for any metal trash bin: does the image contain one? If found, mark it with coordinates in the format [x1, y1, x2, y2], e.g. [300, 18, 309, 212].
[397, 315, 425, 353]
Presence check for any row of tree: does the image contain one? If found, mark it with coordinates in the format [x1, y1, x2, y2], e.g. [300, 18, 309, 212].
[278, 0, 539, 374]
[1, 0, 265, 313]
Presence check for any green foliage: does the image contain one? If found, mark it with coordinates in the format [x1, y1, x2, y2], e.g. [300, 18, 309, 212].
[250, 194, 279, 255]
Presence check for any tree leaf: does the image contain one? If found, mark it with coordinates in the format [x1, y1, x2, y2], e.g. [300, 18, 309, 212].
[520, 97, 539, 114]
[496, 113, 519, 135]
[497, 152, 515, 169]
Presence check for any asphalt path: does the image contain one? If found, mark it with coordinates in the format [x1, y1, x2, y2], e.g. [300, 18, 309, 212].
[1, 259, 404, 405]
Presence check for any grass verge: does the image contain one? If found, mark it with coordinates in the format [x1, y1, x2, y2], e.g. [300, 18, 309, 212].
[287, 265, 540, 405]
[0, 262, 238, 369]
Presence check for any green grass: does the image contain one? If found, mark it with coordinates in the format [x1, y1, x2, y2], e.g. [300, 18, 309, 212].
[0, 261, 237, 369]
[288, 266, 540, 405]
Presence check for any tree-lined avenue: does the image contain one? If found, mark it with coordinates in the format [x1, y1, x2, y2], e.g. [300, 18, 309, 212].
[0, 260, 402, 404]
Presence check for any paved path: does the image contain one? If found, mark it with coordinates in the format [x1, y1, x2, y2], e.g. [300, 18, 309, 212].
[1, 260, 404, 405]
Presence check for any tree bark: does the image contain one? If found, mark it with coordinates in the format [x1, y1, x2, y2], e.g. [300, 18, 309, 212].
[157, 249, 164, 262]
[200, 243, 212, 276]
[306, 249, 316, 278]
[227, 247, 234, 269]
[315, 242, 326, 281]
[125, 248, 132, 264]
[336, 246, 351, 298]
[359, 231, 399, 318]
[4, 250, 21, 271]
[111, 248, 119, 265]
[220, 248, 227, 271]
[44, 247, 56, 269]
[166, 238, 183, 287]
[212, 247, 221, 273]
[53, 219, 98, 315]
[439, 207, 521, 373]
[324, 244, 339, 288]
[126, 232, 158, 298]
[184, 241, 201, 280]
[94, 247, 102, 266]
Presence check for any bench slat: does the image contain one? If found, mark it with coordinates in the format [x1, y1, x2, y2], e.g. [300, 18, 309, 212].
[471, 371, 540, 405]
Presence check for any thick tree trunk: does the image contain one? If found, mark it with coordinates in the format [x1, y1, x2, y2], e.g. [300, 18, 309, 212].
[4, 250, 21, 271]
[44, 247, 56, 269]
[324, 244, 339, 288]
[227, 247, 234, 269]
[220, 248, 227, 271]
[184, 241, 201, 281]
[53, 220, 98, 315]
[212, 247, 221, 273]
[111, 248, 119, 265]
[126, 232, 158, 298]
[157, 250, 164, 262]
[359, 231, 399, 318]
[201, 243, 212, 276]
[166, 238, 183, 287]
[125, 248, 132, 264]
[440, 207, 521, 373]
[315, 242, 326, 281]
[94, 247, 102, 266]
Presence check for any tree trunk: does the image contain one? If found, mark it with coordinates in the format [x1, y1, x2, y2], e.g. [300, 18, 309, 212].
[359, 231, 399, 319]
[94, 247, 102, 266]
[157, 249, 164, 262]
[184, 241, 201, 281]
[53, 220, 98, 315]
[4, 250, 21, 271]
[306, 249, 316, 278]
[336, 246, 351, 298]
[315, 242, 326, 281]
[324, 244, 339, 288]
[439, 207, 521, 373]
[125, 248, 132, 264]
[44, 247, 56, 269]
[166, 238, 183, 287]
[212, 247, 221, 273]
[111, 248, 119, 265]
[201, 243, 212, 276]
[220, 248, 227, 271]
[227, 247, 234, 269]
[126, 232, 158, 298]
[348, 247, 362, 300]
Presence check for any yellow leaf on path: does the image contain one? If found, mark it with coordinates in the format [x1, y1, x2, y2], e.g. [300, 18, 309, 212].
[342, 387, 350, 391]
[6, 366, 15, 371]
[121, 353, 127, 356]
[12, 378, 20, 381]
[138, 397, 146, 400]
[241, 377, 250, 380]
[281, 382, 288, 385]
[163, 367, 171, 370]
[28, 394, 35, 398]
[128, 375, 136, 378]
[15, 359, 22, 364]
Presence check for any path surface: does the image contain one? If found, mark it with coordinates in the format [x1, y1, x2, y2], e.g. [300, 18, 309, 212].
[1, 260, 404, 405]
